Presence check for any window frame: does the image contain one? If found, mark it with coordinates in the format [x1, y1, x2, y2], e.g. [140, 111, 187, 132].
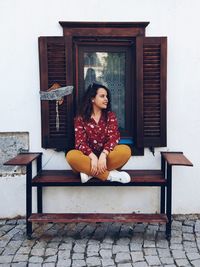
[38, 22, 167, 155]
[75, 39, 134, 139]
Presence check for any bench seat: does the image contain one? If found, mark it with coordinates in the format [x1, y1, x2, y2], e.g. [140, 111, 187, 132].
[28, 213, 168, 224]
[32, 169, 166, 186]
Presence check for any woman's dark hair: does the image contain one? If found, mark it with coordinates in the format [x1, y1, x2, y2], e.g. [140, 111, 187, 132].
[78, 83, 112, 121]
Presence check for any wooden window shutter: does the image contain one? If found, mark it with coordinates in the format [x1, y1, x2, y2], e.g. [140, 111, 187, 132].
[136, 36, 167, 148]
[39, 37, 74, 150]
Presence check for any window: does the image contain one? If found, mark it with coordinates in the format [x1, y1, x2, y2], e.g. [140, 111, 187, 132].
[76, 42, 133, 139]
[39, 22, 167, 155]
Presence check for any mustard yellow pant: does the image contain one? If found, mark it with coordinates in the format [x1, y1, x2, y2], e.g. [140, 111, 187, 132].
[66, 145, 131, 181]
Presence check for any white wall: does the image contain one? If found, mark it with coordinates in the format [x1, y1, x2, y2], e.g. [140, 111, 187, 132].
[0, 0, 200, 217]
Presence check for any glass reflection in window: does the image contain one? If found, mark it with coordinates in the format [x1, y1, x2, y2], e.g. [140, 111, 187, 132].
[84, 52, 125, 130]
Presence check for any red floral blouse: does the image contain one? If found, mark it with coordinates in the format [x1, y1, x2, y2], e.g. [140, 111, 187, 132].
[74, 111, 120, 156]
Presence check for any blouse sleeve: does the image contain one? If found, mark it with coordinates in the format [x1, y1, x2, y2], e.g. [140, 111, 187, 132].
[103, 112, 120, 152]
[74, 117, 92, 156]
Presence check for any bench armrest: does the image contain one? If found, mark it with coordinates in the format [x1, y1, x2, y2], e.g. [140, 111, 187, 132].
[161, 152, 193, 166]
[4, 153, 42, 166]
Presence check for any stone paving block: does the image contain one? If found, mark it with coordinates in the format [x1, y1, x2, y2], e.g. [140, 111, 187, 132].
[80, 224, 97, 238]
[171, 250, 186, 259]
[175, 258, 190, 266]
[2, 248, 18, 255]
[184, 247, 198, 253]
[170, 243, 183, 250]
[130, 251, 144, 262]
[46, 242, 59, 249]
[44, 255, 57, 263]
[87, 244, 99, 253]
[163, 265, 176, 267]
[160, 257, 174, 264]
[58, 250, 70, 259]
[57, 259, 71, 266]
[72, 259, 86, 267]
[143, 240, 156, 248]
[157, 248, 171, 257]
[86, 251, 99, 257]
[132, 261, 148, 267]
[143, 248, 157, 256]
[28, 264, 42, 267]
[0, 255, 13, 263]
[133, 224, 147, 233]
[28, 256, 43, 263]
[115, 252, 131, 263]
[100, 242, 113, 249]
[0, 225, 15, 233]
[183, 241, 197, 248]
[182, 225, 193, 233]
[186, 252, 200, 261]
[145, 255, 161, 265]
[81, 238, 93, 245]
[86, 256, 101, 266]
[117, 263, 133, 267]
[17, 246, 32, 254]
[113, 245, 129, 254]
[92, 224, 109, 240]
[116, 238, 131, 245]
[13, 253, 29, 262]
[44, 248, 57, 256]
[191, 259, 200, 266]
[170, 237, 182, 243]
[59, 243, 73, 250]
[101, 258, 115, 266]
[194, 220, 200, 232]
[42, 264, 55, 267]
[73, 244, 86, 253]
[72, 253, 84, 260]
[183, 233, 195, 241]
[172, 220, 182, 229]
[130, 242, 143, 251]
[156, 239, 169, 248]
[11, 263, 27, 267]
[99, 249, 112, 258]
[171, 230, 182, 237]
[30, 248, 45, 257]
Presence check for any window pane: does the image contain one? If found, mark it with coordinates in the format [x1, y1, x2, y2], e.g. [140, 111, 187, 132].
[84, 52, 125, 130]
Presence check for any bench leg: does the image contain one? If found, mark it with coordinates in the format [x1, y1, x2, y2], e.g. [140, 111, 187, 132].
[166, 164, 172, 239]
[26, 164, 32, 238]
[160, 186, 165, 213]
[37, 186, 43, 213]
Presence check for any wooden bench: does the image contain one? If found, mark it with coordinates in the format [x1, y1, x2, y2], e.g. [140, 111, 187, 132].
[4, 151, 193, 239]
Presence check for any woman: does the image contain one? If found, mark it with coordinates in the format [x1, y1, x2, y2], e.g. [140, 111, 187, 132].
[66, 83, 131, 183]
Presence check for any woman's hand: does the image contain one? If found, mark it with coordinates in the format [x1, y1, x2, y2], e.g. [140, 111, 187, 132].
[98, 152, 107, 174]
[89, 153, 99, 176]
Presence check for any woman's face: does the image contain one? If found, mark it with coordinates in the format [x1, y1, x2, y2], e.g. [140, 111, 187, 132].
[92, 88, 108, 110]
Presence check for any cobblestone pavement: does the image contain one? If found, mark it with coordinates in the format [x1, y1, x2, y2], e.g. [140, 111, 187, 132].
[1, 215, 200, 266]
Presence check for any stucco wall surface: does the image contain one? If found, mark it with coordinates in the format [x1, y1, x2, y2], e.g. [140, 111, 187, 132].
[0, 0, 199, 218]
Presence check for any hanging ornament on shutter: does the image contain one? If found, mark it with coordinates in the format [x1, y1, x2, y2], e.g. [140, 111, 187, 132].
[40, 83, 73, 131]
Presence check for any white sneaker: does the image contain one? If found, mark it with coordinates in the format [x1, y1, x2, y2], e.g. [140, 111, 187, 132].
[80, 173, 93, 183]
[107, 170, 131, 183]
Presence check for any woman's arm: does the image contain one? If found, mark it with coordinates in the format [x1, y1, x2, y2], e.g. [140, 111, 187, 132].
[103, 112, 120, 152]
[74, 117, 93, 155]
